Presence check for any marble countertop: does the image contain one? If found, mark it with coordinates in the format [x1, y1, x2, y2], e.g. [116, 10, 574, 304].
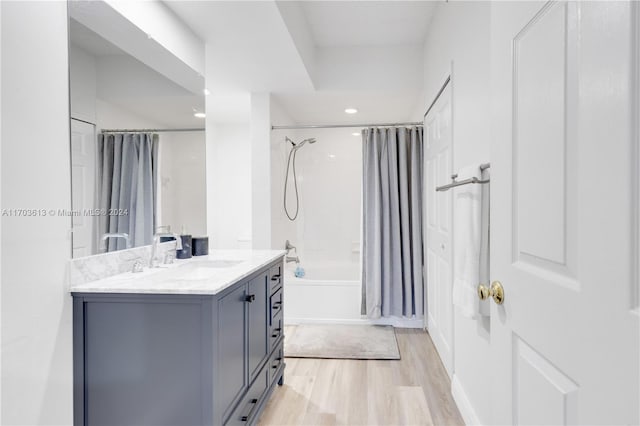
[69, 249, 286, 295]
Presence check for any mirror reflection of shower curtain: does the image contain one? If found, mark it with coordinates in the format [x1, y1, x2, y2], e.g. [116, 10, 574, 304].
[361, 126, 424, 318]
[97, 133, 159, 252]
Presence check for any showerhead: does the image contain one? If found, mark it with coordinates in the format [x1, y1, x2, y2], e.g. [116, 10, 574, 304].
[296, 138, 317, 149]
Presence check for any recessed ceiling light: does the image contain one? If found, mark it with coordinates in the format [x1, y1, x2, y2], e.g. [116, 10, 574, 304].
[203, 88, 211, 96]
[352, 132, 360, 136]
[344, 108, 358, 114]
[194, 112, 206, 118]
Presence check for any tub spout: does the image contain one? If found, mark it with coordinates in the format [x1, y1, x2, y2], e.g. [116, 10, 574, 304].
[286, 256, 299, 264]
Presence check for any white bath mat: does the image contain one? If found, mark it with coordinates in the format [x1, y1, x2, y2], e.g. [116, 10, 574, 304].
[284, 324, 400, 360]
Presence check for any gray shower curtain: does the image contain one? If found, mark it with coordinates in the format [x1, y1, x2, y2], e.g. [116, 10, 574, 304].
[361, 127, 424, 319]
[97, 133, 159, 252]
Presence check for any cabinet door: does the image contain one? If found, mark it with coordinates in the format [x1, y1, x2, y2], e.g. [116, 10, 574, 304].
[247, 272, 269, 382]
[218, 284, 247, 420]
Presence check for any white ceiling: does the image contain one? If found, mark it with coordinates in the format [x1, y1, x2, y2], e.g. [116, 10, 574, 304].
[272, 91, 422, 125]
[300, 1, 436, 47]
[166, 1, 315, 93]
[73, 1, 437, 125]
[164, 0, 436, 124]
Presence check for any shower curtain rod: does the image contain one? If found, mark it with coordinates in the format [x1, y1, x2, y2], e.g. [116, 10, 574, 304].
[100, 128, 205, 133]
[271, 121, 423, 130]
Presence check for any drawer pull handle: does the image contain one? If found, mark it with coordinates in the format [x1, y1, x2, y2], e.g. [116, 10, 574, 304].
[272, 302, 282, 310]
[245, 294, 255, 303]
[241, 398, 259, 422]
[271, 275, 281, 281]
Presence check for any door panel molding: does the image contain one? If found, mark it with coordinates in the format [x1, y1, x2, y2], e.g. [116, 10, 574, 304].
[513, 334, 579, 426]
[511, 1, 580, 286]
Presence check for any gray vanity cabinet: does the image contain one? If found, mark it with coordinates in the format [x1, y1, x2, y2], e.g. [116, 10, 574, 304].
[72, 258, 284, 426]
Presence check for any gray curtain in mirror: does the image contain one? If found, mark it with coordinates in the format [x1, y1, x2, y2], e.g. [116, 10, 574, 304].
[97, 133, 159, 252]
[361, 127, 424, 318]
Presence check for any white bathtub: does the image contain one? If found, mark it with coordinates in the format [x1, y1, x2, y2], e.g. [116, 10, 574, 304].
[283, 261, 363, 323]
[283, 261, 425, 328]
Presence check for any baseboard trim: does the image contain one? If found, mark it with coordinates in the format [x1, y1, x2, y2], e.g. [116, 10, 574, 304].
[451, 374, 483, 426]
[284, 316, 424, 328]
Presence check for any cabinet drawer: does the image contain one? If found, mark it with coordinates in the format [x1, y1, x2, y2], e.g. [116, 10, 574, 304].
[225, 367, 269, 426]
[269, 264, 282, 293]
[269, 309, 283, 349]
[268, 343, 284, 384]
[269, 287, 283, 324]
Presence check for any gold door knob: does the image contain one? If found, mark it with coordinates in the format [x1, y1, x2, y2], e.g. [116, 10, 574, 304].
[477, 284, 490, 300]
[490, 281, 505, 305]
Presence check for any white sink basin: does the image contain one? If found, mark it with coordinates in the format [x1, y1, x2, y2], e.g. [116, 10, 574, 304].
[185, 260, 244, 269]
[179, 266, 220, 280]
[168, 259, 244, 281]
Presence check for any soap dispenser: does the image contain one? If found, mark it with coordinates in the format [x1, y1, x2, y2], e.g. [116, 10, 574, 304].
[176, 225, 192, 259]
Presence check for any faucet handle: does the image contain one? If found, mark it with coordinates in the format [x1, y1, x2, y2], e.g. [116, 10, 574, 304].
[132, 259, 144, 273]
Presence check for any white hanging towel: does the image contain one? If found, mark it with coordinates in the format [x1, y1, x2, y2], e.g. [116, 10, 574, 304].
[452, 164, 489, 318]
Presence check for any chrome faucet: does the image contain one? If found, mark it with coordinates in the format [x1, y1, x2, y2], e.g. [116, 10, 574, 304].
[100, 232, 131, 252]
[285, 241, 299, 263]
[150, 232, 182, 267]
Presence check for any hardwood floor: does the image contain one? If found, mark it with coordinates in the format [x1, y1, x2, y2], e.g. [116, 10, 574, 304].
[258, 327, 464, 426]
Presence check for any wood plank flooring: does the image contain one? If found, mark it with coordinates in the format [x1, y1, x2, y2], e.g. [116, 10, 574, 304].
[258, 327, 464, 426]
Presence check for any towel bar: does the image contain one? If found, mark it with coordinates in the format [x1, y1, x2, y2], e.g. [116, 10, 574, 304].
[435, 163, 491, 192]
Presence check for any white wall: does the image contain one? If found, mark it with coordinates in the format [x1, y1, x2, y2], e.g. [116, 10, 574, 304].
[422, 2, 492, 169]
[271, 127, 362, 265]
[270, 99, 298, 251]
[70, 46, 97, 124]
[70, 45, 165, 129]
[205, 123, 251, 249]
[250, 93, 272, 249]
[420, 2, 492, 424]
[1, 2, 73, 424]
[95, 99, 162, 130]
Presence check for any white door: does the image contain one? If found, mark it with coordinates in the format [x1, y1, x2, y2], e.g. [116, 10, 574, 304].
[491, 1, 639, 424]
[71, 119, 97, 258]
[424, 81, 454, 377]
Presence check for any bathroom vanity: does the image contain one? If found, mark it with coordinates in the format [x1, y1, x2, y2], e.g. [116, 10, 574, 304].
[70, 250, 285, 426]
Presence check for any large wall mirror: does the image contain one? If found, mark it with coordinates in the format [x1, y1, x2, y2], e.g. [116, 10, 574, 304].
[68, 5, 207, 258]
